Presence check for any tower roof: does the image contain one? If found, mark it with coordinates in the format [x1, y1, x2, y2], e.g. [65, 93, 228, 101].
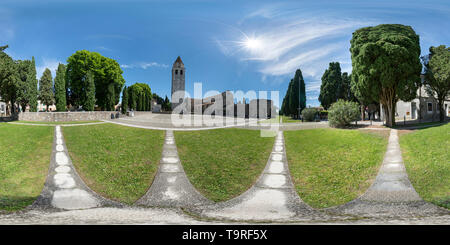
[173, 56, 184, 66]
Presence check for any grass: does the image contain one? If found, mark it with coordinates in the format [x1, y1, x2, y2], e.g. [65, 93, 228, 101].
[393, 121, 448, 128]
[399, 123, 449, 209]
[174, 128, 274, 202]
[260, 115, 301, 124]
[63, 123, 165, 204]
[0, 124, 53, 211]
[16, 120, 102, 125]
[285, 128, 388, 209]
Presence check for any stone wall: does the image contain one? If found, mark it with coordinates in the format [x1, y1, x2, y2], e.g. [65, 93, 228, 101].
[18, 111, 118, 122]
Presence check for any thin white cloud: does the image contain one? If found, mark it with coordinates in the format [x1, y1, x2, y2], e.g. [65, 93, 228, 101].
[36, 58, 63, 79]
[215, 5, 374, 95]
[120, 62, 169, 69]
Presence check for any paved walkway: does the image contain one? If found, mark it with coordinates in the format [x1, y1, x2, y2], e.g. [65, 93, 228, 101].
[327, 129, 449, 218]
[33, 126, 121, 210]
[135, 130, 212, 207]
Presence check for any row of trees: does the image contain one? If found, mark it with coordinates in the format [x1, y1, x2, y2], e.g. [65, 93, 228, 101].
[280, 69, 306, 118]
[0, 48, 130, 113]
[0, 45, 38, 115]
[121, 83, 152, 113]
[152, 93, 171, 111]
[316, 24, 448, 127]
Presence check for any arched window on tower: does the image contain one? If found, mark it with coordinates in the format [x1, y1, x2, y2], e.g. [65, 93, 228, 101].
[180, 70, 183, 75]
[175, 70, 178, 75]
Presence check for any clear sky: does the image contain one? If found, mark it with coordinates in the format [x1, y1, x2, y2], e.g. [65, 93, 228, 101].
[1, 0, 449, 106]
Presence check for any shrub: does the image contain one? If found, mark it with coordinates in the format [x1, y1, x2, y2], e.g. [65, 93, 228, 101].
[328, 100, 360, 127]
[301, 108, 317, 122]
[319, 110, 328, 120]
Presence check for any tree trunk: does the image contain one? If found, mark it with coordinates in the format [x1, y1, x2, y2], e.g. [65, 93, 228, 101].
[438, 99, 445, 122]
[361, 105, 365, 120]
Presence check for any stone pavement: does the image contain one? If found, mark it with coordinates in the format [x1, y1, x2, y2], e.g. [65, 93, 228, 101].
[33, 126, 122, 210]
[327, 129, 449, 218]
[135, 130, 212, 207]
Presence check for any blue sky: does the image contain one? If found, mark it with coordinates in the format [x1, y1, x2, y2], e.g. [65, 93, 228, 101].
[1, 0, 449, 107]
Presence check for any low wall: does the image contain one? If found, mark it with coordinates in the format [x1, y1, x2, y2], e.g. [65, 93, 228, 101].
[18, 111, 118, 122]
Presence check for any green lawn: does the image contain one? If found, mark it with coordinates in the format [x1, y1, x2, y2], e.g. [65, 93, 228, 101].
[285, 128, 388, 208]
[63, 123, 165, 204]
[16, 120, 102, 125]
[399, 124, 449, 209]
[0, 124, 53, 211]
[174, 128, 274, 202]
[260, 115, 301, 124]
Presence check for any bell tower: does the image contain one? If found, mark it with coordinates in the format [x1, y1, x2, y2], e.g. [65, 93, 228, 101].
[171, 56, 185, 110]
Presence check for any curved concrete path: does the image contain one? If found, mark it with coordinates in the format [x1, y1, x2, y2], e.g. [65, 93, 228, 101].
[135, 130, 213, 207]
[327, 129, 449, 218]
[186, 131, 340, 222]
[33, 126, 122, 210]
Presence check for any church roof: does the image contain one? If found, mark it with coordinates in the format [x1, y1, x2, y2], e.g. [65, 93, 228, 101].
[173, 56, 184, 66]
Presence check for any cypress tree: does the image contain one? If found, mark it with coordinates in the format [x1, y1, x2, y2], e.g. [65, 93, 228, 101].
[299, 71, 306, 113]
[28, 57, 38, 112]
[282, 79, 293, 116]
[54, 63, 67, 111]
[106, 83, 115, 111]
[289, 69, 305, 118]
[39, 68, 54, 111]
[83, 71, 96, 111]
[122, 86, 128, 114]
[319, 62, 342, 109]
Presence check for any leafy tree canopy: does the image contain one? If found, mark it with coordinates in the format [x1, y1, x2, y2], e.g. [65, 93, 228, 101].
[350, 24, 422, 126]
[66, 50, 125, 110]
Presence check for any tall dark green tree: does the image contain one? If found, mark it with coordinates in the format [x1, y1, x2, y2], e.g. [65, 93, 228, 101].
[164, 95, 170, 111]
[83, 71, 96, 111]
[288, 70, 301, 118]
[319, 62, 342, 109]
[16, 59, 32, 112]
[122, 86, 128, 114]
[0, 45, 18, 116]
[299, 72, 306, 113]
[28, 57, 38, 112]
[350, 24, 421, 127]
[39, 68, 54, 112]
[423, 45, 450, 122]
[280, 79, 293, 116]
[105, 83, 116, 111]
[54, 63, 67, 111]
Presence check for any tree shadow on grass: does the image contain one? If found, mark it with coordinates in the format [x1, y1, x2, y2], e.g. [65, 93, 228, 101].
[0, 196, 37, 212]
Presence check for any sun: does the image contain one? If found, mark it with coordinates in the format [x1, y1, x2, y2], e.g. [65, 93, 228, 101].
[244, 37, 262, 51]
[238, 34, 264, 52]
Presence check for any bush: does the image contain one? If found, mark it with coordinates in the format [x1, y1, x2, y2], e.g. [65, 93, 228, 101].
[328, 100, 360, 127]
[319, 110, 328, 120]
[301, 108, 317, 122]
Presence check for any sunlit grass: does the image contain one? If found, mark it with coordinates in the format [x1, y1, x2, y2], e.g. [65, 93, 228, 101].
[285, 128, 388, 208]
[175, 128, 274, 202]
[63, 123, 164, 204]
[0, 124, 53, 211]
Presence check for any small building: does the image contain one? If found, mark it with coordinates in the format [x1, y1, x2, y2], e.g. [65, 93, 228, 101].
[381, 75, 450, 121]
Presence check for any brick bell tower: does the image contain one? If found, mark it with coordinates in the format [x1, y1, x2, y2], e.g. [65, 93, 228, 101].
[171, 56, 185, 110]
